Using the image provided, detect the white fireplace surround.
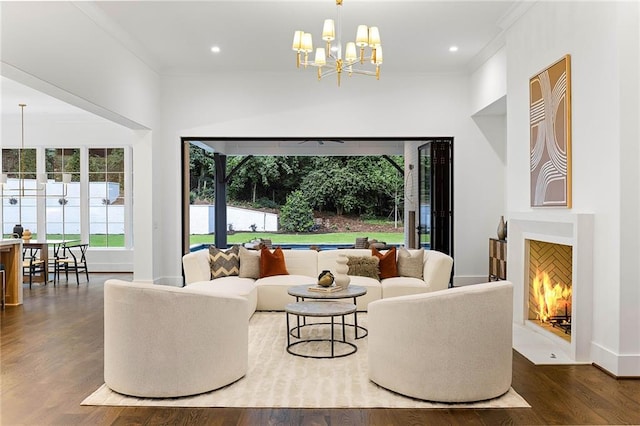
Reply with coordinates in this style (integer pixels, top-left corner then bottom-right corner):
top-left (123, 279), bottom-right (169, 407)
top-left (508, 212), bottom-right (594, 363)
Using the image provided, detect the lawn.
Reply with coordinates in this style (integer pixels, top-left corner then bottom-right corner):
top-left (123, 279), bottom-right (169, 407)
top-left (5, 232), bottom-right (408, 248)
top-left (190, 231), bottom-right (405, 246)
top-left (3, 234), bottom-right (126, 247)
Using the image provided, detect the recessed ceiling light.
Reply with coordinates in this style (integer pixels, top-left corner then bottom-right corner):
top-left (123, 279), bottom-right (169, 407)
top-left (449, 46), bottom-right (458, 52)
top-left (210, 46), bottom-right (221, 53)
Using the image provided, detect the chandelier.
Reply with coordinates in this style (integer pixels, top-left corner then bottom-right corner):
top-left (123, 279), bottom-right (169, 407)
top-left (1, 104), bottom-right (71, 234)
top-left (292, 0), bottom-right (383, 86)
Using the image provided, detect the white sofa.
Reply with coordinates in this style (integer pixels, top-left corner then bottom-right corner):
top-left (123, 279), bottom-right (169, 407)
top-left (367, 281), bottom-right (514, 402)
top-left (104, 279), bottom-right (248, 398)
top-left (182, 248), bottom-right (454, 318)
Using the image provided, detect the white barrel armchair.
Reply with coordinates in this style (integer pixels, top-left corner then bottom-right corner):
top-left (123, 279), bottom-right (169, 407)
top-left (368, 281), bottom-right (513, 403)
top-left (104, 279), bottom-right (248, 398)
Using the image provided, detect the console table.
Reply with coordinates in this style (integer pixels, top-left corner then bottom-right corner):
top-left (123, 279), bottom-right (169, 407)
top-left (489, 238), bottom-right (507, 281)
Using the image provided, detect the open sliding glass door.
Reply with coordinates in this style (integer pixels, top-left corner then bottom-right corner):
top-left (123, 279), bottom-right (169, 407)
top-left (417, 138), bottom-right (453, 258)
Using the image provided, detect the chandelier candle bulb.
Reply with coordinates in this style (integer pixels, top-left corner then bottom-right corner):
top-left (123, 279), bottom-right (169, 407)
top-left (356, 25), bottom-right (369, 46)
top-left (322, 19), bottom-right (335, 41)
top-left (368, 27), bottom-right (381, 47)
top-left (345, 42), bottom-right (357, 62)
top-left (292, 30), bottom-right (303, 67)
top-left (314, 48), bottom-right (326, 66)
top-left (301, 33), bottom-right (313, 52)
top-left (302, 33), bottom-right (313, 67)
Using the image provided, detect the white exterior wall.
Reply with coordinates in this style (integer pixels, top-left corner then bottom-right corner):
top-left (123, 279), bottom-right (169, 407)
top-left (504, 1), bottom-right (639, 376)
top-left (190, 206), bottom-right (278, 234)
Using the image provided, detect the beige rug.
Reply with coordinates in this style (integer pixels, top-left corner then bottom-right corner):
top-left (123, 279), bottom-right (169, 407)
top-left (82, 312), bottom-right (529, 409)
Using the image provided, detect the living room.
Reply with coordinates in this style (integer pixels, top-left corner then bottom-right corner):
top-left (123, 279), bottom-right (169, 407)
top-left (1, 1), bottom-right (638, 424)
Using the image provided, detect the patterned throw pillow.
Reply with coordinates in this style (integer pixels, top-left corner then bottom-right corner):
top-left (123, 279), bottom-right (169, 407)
top-left (397, 247), bottom-right (424, 279)
top-left (371, 246), bottom-right (398, 279)
top-left (347, 256), bottom-right (380, 280)
top-left (209, 245), bottom-right (240, 279)
top-left (239, 247), bottom-right (260, 279)
top-left (259, 246), bottom-right (289, 278)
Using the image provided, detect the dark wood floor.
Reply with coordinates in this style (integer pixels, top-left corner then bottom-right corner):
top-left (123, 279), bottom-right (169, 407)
top-left (1, 273), bottom-right (639, 426)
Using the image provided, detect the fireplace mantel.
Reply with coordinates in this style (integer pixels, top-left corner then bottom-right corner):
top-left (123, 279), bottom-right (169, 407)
top-left (507, 212), bottom-right (594, 363)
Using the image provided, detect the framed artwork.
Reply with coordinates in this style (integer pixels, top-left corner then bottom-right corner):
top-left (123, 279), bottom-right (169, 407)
top-left (529, 54), bottom-right (572, 207)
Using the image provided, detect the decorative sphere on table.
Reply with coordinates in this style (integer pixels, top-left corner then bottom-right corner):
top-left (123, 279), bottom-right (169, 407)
top-left (317, 270), bottom-right (335, 287)
top-left (334, 255), bottom-right (351, 288)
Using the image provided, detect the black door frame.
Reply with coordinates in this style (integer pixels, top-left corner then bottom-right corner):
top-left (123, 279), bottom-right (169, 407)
top-left (181, 136), bottom-right (445, 257)
top-left (417, 138), bottom-right (454, 258)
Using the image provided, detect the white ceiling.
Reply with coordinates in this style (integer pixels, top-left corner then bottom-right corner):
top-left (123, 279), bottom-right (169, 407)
top-left (91, 0), bottom-right (518, 75)
top-left (1, 1), bottom-right (519, 123)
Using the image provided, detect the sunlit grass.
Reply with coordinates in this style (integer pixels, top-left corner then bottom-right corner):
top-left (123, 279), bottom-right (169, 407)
top-left (190, 231), bottom-right (405, 246)
top-left (3, 233), bottom-right (126, 247)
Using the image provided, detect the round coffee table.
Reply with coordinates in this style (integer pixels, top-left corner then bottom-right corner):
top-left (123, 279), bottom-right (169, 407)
top-left (285, 301), bottom-right (357, 359)
top-left (287, 284), bottom-right (368, 339)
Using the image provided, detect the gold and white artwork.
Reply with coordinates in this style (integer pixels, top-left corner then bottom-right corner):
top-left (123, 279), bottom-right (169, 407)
top-left (529, 55), bottom-right (572, 207)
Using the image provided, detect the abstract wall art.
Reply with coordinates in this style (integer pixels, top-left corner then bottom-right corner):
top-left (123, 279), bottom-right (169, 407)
top-left (529, 55), bottom-right (572, 207)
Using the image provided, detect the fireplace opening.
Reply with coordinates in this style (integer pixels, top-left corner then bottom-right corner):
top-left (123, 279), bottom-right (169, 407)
top-left (527, 240), bottom-right (573, 342)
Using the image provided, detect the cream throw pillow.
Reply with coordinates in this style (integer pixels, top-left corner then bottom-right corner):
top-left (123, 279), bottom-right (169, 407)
top-left (239, 247), bottom-right (260, 279)
top-left (397, 248), bottom-right (424, 279)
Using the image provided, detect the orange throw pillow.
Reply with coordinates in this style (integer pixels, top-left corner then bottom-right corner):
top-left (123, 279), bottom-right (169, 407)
top-left (371, 246), bottom-right (398, 279)
top-left (259, 246), bottom-right (289, 278)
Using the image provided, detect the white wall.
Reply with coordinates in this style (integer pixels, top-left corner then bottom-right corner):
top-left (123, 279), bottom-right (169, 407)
top-left (158, 71), bottom-right (504, 285)
top-left (1, 1), bottom-right (160, 281)
top-left (190, 205), bottom-right (278, 234)
top-left (470, 47), bottom-right (507, 115)
top-left (504, 1), bottom-right (639, 376)
top-left (1, 2), bottom-right (158, 129)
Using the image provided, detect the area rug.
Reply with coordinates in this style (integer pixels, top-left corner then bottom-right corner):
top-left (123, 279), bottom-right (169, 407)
top-left (82, 312), bottom-right (529, 409)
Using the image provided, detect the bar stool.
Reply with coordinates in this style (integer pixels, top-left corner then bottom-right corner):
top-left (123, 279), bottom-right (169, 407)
top-left (0, 263), bottom-right (5, 310)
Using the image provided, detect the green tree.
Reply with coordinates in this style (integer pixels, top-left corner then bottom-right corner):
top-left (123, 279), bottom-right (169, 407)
top-left (279, 190), bottom-right (314, 232)
top-left (227, 156), bottom-right (309, 205)
top-left (189, 145), bottom-right (216, 203)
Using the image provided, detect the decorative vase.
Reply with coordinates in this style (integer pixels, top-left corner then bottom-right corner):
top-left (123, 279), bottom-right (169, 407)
top-left (334, 255), bottom-right (351, 289)
top-left (317, 270), bottom-right (335, 287)
top-left (22, 229), bottom-right (32, 241)
top-left (497, 216), bottom-right (507, 241)
top-left (12, 224), bottom-right (23, 238)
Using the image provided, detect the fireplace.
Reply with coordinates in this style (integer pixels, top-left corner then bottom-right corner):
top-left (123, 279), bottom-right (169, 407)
top-left (527, 240), bottom-right (572, 342)
top-left (508, 212), bottom-right (593, 363)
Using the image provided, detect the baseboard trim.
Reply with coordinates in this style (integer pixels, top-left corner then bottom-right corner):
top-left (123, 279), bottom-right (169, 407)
top-left (591, 341), bottom-right (640, 377)
top-left (592, 362), bottom-right (640, 379)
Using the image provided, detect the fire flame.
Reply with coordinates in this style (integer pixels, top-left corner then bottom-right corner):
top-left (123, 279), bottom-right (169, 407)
top-left (532, 270), bottom-right (572, 322)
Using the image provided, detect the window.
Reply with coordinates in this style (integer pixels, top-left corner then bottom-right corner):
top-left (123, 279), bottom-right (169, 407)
top-left (88, 148), bottom-right (125, 247)
top-left (45, 148), bottom-right (80, 240)
top-left (2, 147), bottom-right (130, 247)
top-left (2, 148), bottom-right (38, 237)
